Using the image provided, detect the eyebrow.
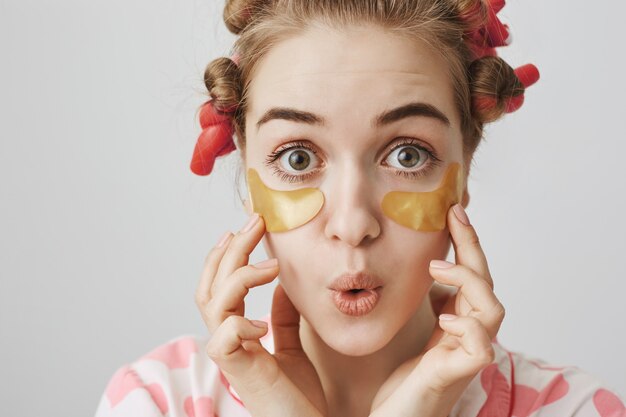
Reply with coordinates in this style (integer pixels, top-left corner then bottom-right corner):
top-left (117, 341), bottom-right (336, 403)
top-left (255, 101), bottom-right (451, 132)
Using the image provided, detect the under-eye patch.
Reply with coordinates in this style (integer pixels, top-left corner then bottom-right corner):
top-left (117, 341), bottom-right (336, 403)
top-left (246, 162), bottom-right (463, 233)
top-left (246, 168), bottom-right (325, 232)
top-left (380, 162), bottom-right (464, 232)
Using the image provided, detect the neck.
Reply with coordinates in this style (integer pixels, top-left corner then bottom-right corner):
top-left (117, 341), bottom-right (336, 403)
top-left (299, 292), bottom-right (437, 413)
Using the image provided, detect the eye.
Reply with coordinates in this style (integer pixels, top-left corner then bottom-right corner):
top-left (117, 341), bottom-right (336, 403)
top-left (264, 140), bottom-right (321, 183)
top-left (382, 138), bottom-right (443, 180)
top-left (384, 144), bottom-right (429, 171)
top-left (279, 148), bottom-right (316, 173)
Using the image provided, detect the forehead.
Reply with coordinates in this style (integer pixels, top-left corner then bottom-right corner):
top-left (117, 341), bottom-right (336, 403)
top-left (246, 24), bottom-right (460, 132)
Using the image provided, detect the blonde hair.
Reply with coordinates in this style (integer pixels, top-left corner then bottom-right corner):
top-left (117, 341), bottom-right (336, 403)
top-left (203, 0), bottom-right (526, 171)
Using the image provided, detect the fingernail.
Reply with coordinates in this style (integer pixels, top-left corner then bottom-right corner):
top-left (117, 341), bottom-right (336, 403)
top-left (241, 213), bottom-right (260, 233)
top-left (453, 203), bottom-right (470, 226)
top-left (251, 319), bottom-right (268, 328)
top-left (253, 258), bottom-right (278, 269)
top-left (430, 260), bottom-right (455, 269)
top-left (439, 313), bottom-right (457, 321)
top-left (216, 231), bottom-right (231, 248)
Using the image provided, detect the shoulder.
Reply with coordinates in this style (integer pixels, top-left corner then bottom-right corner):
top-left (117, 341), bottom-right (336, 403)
top-left (504, 342), bottom-right (625, 416)
top-left (452, 339), bottom-right (625, 417)
top-left (94, 332), bottom-right (266, 417)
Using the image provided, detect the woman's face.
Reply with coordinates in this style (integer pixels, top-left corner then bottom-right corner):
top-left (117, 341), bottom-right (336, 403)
top-left (243, 24), bottom-right (467, 355)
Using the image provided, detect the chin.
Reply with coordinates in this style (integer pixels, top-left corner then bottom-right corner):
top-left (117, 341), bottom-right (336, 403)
top-left (316, 314), bottom-right (397, 357)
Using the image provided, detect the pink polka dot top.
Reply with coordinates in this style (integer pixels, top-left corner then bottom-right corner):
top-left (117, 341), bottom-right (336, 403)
top-left (94, 313), bottom-right (625, 417)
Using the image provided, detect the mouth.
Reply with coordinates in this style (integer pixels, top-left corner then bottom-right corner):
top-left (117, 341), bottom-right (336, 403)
top-left (330, 286), bottom-right (383, 316)
top-left (328, 271), bottom-right (384, 316)
top-left (328, 271), bottom-right (384, 292)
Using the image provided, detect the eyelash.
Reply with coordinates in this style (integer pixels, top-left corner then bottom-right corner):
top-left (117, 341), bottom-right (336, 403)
top-left (263, 138), bottom-right (443, 184)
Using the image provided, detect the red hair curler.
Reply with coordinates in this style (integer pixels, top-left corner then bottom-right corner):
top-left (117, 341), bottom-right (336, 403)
top-left (190, 54), bottom-right (240, 176)
top-left (461, 0), bottom-right (512, 60)
top-left (190, 100), bottom-right (238, 176)
top-left (461, 0), bottom-right (540, 115)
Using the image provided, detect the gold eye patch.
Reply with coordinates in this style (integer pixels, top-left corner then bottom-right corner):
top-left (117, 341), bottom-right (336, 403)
top-left (246, 162), bottom-right (463, 233)
top-left (246, 168), bottom-right (325, 232)
top-left (380, 162), bottom-right (464, 232)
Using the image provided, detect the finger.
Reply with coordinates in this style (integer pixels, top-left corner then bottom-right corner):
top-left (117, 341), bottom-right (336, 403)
top-left (430, 263), bottom-right (505, 339)
top-left (438, 315), bottom-right (495, 374)
top-left (205, 315), bottom-right (272, 379)
top-left (213, 213), bottom-right (266, 289)
top-left (195, 232), bottom-right (234, 307)
top-left (429, 264), bottom-right (499, 314)
top-left (447, 204), bottom-right (493, 290)
top-left (205, 262), bottom-right (279, 332)
top-left (271, 283), bottom-right (304, 353)
top-left (429, 261), bottom-right (479, 319)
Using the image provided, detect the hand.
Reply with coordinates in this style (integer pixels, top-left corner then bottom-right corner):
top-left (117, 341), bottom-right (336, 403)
top-left (369, 204), bottom-right (506, 417)
top-left (195, 214), bottom-right (328, 417)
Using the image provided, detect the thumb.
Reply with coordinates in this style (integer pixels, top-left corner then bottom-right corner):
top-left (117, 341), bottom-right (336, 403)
top-left (205, 316), bottom-right (271, 380)
top-left (271, 283), bottom-right (304, 353)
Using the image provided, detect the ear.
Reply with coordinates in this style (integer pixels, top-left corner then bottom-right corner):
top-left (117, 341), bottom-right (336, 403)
top-left (461, 185), bottom-right (470, 208)
top-left (460, 160), bottom-right (471, 208)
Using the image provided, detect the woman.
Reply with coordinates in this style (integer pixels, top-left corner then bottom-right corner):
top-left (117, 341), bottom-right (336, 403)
top-left (95, 1), bottom-right (624, 416)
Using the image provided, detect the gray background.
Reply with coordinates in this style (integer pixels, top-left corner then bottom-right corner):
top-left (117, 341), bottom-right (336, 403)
top-left (1, 0), bottom-right (624, 416)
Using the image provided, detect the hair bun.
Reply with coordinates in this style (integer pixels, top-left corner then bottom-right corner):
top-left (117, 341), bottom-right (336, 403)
top-left (224, 0), bottom-right (267, 35)
top-left (203, 57), bottom-right (242, 113)
top-left (469, 55), bottom-right (540, 123)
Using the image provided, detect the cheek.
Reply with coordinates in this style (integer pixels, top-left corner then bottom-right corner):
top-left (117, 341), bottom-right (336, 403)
top-left (263, 230), bottom-right (310, 259)
top-left (385, 225), bottom-right (451, 279)
top-left (262, 231), bottom-right (320, 315)
top-left (262, 230), bottom-right (318, 283)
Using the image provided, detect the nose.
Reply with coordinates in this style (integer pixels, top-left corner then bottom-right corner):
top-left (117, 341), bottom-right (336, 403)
top-left (323, 160), bottom-right (381, 247)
